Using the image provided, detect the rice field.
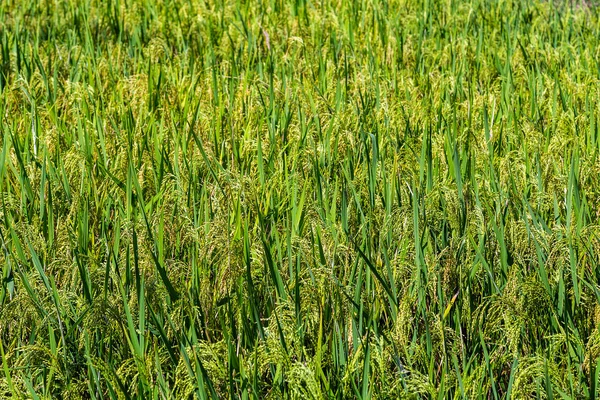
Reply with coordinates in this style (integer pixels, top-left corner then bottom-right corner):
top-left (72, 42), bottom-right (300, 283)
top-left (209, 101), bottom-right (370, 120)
top-left (1, 0), bottom-right (600, 398)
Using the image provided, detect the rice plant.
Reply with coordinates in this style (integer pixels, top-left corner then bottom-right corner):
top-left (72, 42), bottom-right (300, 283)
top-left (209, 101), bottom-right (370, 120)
top-left (1, 0), bottom-right (600, 398)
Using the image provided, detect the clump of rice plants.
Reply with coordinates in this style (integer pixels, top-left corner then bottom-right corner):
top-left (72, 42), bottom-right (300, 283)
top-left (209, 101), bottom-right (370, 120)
top-left (1, 0), bottom-right (600, 398)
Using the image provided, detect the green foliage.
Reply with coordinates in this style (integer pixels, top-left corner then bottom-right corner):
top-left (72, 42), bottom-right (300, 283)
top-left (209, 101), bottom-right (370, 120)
top-left (1, 0), bottom-right (600, 398)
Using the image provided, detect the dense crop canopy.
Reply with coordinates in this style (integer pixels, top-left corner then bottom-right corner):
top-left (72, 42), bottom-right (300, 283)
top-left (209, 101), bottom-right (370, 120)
top-left (1, 0), bottom-right (600, 398)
